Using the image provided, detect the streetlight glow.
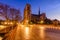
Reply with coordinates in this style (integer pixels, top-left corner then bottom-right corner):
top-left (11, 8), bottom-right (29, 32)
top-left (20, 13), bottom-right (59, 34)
top-left (24, 27), bottom-right (30, 39)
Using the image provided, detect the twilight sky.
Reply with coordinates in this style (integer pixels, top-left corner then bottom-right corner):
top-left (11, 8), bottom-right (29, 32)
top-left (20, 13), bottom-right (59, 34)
top-left (0, 0), bottom-right (60, 20)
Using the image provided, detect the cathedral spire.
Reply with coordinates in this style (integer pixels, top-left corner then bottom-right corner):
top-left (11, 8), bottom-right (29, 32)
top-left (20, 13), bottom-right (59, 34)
top-left (38, 7), bottom-right (40, 16)
top-left (26, 0), bottom-right (31, 4)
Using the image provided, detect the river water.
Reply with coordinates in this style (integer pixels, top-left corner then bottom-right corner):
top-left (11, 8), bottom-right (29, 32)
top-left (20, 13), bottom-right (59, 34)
top-left (0, 25), bottom-right (60, 40)
top-left (15, 25), bottom-right (60, 40)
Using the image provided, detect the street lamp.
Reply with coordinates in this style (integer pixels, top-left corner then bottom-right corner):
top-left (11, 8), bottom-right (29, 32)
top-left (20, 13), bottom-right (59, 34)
top-left (40, 20), bottom-right (44, 24)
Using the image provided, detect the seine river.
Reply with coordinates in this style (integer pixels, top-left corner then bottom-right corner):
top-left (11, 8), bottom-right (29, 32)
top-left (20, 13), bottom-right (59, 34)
top-left (14, 25), bottom-right (60, 40)
top-left (0, 25), bottom-right (60, 40)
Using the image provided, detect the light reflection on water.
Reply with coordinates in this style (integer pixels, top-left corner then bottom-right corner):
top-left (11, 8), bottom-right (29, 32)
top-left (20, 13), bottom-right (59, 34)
top-left (21, 25), bottom-right (46, 40)
top-left (40, 27), bottom-right (45, 40)
top-left (39, 27), bottom-right (45, 40)
top-left (24, 27), bottom-right (30, 39)
top-left (1, 24), bottom-right (60, 40)
top-left (16, 26), bottom-right (48, 40)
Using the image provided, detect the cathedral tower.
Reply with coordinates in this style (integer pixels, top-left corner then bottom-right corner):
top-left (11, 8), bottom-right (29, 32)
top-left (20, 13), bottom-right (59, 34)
top-left (23, 4), bottom-right (31, 25)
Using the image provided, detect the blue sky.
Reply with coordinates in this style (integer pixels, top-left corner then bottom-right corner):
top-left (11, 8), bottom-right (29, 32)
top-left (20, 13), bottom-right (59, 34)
top-left (0, 0), bottom-right (60, 20)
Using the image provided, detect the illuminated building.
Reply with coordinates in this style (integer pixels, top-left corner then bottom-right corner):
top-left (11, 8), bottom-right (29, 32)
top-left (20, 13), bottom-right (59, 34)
top-left (23, 4), bottom-right (47, 24)
top-left (40, 13), bottom-right (46, 24)
top-left (30, 9), bottom-right (46, 24)
top-left (31, 8), bottom-right (40, 24)
top-left (23, 4), bottom-right (31, 25)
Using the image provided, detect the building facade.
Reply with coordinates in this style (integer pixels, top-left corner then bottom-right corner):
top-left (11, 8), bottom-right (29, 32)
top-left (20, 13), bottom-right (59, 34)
top-left (23, 4), bottom-right (31, 25)
top-left (23, 3), bottom-right (47, 24)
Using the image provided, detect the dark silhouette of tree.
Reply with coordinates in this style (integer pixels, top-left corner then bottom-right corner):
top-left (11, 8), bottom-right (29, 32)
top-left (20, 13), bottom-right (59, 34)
top-left (0, 4), bottom-right (9, 20)
top-left (53, 19), bottom-right (59, 25)
top-left (44, 18), bottom-right (52, 24)
top-left (4, 5), bottom-right (9, 20)
top-left (15, 10), bottom-right (22, 21)
top-left (9, 8), bottom-right (22, 22)
top-left (0, 3), bottom-right (22, 22)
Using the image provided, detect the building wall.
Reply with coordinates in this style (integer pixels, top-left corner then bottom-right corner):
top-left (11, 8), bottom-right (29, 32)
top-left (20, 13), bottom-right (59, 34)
top-left (23, 4), bottom-right (31, 25)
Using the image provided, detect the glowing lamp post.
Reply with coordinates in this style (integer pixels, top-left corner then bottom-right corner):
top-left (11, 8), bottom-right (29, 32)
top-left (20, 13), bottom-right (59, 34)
top-left (40, 20), bottom-right (44, 24)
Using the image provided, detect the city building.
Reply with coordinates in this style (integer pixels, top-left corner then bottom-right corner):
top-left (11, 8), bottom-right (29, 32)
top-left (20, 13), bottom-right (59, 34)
top-left (23, 4), bottom-right (31, 25)
top-left (23, 3), bottom-right (47, 24)
top-left (30, 8), bottom-right (40, 24)
top-left (40, 13), bottom-right (46, 24)
top-left (30, 9), bottom-right (47, 24)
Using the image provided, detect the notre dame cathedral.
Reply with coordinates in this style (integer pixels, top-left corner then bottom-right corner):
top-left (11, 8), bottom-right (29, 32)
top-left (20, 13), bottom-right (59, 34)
top-left (23, 3), bottom-right (46, 24)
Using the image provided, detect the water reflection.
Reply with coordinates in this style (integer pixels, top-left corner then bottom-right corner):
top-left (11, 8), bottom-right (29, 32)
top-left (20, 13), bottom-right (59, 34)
top-left (18, 25), bottom-right (46, 40)
top-left (24, 27), bottom-right (30, 39)
top-left (0, 37), bottom-right (3, 40)
top-left (39, 27), bottom-right (45, 40)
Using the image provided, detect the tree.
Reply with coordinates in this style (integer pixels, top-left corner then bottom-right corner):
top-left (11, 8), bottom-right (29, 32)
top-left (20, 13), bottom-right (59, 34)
top-left (0, 4), bottom-right (9, 20)
top-left (44, 18), bottom-right (52, 24)
top-left (0, 3), bottom-right (22, 22)
top-left (9, 8), bottom-right (22, 22)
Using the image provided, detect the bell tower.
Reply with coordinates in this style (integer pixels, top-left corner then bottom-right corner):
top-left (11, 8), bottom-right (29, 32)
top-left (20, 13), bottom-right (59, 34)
top-left (23, 4), bottom-right (31, 25)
